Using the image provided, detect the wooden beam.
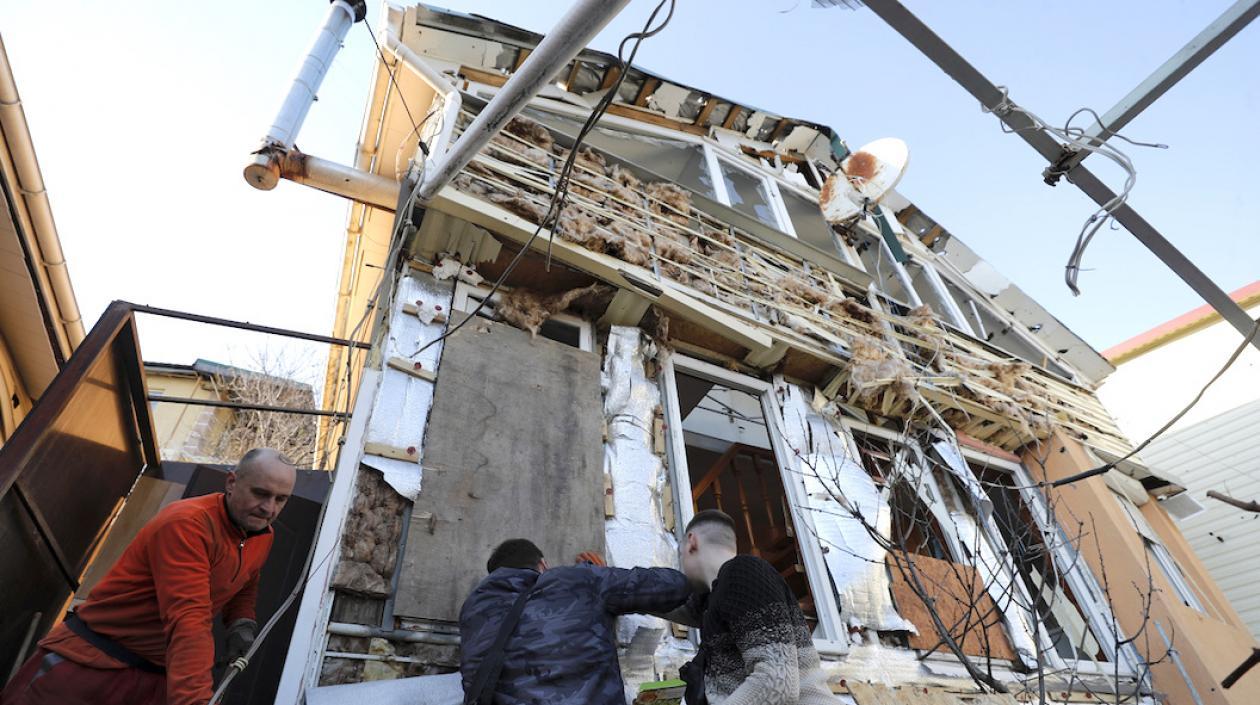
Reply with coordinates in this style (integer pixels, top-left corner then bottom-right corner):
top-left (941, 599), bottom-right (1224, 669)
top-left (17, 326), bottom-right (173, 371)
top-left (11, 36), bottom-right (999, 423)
top-left (722, 105), bottom-right (743, 130)
top-left (693, 96), bottom-right (718, 126)
top-left (563, 61), bottom-right (582, 91)
top-left (599, 64), bottom-right (622, 90)
top-left (633, 77), bottom-right (660, 107)
top-left (768, 118), bottom-right (792, 143)
top-left (459, 65), bottom-right (508, 88)
top-left (513, 48), bottom-right (531, 71)
top-left (603, 103), bottom-right (708, 136)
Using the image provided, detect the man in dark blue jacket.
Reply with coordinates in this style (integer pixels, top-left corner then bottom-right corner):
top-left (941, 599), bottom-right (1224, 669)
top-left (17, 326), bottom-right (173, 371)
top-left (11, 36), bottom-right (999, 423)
top-left (459, 538), bottom-right (691, 705)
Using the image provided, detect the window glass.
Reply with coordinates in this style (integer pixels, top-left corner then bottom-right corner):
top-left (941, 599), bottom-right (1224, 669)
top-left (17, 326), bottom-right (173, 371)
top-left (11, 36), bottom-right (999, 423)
top-left (779, 187), bottom-right (840, 255)
top-left (1146, 542), bottom-right (1205, 612)
top-left (520, 107), bottom-right (716, 200)
top-left (717, 159), bottom-right (780, 228)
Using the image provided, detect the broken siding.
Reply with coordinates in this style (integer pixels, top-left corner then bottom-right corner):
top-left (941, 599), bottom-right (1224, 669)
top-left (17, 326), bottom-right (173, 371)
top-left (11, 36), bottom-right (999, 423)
top-left (442, 108), bottom-right (1134, 459)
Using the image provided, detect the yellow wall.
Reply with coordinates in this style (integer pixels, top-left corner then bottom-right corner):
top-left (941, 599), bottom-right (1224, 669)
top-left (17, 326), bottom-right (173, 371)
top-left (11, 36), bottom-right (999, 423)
top-left (1024, 433), bottom-right (1259, 705)
top-left (145, 370), bottom-right (233, 462)
top-left (0, 331), bottom-right (33, 444)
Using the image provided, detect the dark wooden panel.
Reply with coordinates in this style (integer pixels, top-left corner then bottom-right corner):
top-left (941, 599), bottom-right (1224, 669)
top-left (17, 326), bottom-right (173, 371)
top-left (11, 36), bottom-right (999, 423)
top-left (395, 316), bottom-right (606, 621)
top-left (0, 303), bottom-right (159, 675)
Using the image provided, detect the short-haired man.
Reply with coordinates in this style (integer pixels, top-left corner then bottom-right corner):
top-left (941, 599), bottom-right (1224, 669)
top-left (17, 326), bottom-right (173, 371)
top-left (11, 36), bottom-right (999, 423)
top-left (676, 509), bottom-right (839, 705)
top-left (1, 449), bottom-right (297, 705)
top-left (459, 538), bottom-right (691, 705)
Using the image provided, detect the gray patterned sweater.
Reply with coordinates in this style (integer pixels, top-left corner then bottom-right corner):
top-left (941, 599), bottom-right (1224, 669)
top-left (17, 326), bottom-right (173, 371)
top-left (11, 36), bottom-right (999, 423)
top-left (694, 555), bottom-right (838, 705)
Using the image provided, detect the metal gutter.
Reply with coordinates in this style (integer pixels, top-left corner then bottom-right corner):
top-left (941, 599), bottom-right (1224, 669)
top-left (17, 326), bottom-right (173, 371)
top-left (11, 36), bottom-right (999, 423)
top-left (0, 34), bottom-right (84, 352)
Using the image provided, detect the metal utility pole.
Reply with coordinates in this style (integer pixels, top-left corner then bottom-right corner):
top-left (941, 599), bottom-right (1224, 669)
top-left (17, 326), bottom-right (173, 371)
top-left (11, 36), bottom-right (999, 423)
top-left (860, 0), bottom-right (1260, 351)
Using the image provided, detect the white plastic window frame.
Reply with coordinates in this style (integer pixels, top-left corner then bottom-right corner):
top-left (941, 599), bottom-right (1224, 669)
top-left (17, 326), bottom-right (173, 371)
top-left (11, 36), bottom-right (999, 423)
top-left (451, 282), bottom-right (594, 352)
top-left (964, 446), bottom-right (1142, 677)
top-left (705, 146), bottom-right (796, 235)
top-left (657, 352), bottom-right (847, 653)
top-left (1144, 540), bottom-right (1207, 613)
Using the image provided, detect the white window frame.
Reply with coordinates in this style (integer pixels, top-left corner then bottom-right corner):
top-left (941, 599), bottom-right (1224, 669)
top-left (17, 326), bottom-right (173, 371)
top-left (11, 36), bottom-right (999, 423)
top-left (451, 281), bottom-right (594, 352)
top-left (657, 352), bottom-right (847, 652)
top-left (706, 145), bottom-right (796, 235)
top-left (963, 446), bottom-right (1142, 676)
top-left (1145, 541), bottom-right (1207, 613)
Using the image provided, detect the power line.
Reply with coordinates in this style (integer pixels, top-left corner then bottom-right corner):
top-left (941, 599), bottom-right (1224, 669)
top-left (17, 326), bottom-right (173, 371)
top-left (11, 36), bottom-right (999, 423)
top-left (1049, 317), bottom-right (1260, 489)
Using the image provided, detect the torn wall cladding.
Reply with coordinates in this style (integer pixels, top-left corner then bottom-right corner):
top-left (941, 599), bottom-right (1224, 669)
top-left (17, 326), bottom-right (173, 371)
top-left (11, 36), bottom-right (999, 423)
top-left (395, 314), bottom-right (606, 622)
top-left (446, 109), bottom-right (1135, 460)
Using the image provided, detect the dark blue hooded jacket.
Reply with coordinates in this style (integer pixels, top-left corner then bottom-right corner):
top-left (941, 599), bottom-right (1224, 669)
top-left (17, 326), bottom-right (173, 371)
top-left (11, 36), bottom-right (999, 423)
top-left (458, 564), bottom-right (690, 705)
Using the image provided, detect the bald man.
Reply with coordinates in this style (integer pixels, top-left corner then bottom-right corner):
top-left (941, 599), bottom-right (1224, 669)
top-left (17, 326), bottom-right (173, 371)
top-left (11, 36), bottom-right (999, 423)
top-left (1, 449), bottom-right (297, 705)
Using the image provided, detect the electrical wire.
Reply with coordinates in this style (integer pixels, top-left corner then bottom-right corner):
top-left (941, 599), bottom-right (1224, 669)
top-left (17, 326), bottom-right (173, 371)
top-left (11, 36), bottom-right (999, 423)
top-left (214, 6), bottom-right (678, 698)
top-left (1047, 316), bottom-right (1260, 490)
top-left (982, 88), bottom-right (1167, 296)
top-left (411, 0), bottom-right (677, 359)
top-left (209, 19), bottom-right (430, 703)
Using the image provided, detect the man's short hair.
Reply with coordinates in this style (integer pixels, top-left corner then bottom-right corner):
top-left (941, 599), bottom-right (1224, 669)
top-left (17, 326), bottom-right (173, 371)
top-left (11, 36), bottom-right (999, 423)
top-left (235, 448), bottom-right (295, 480)
top-left (487, 538), bottom-right (544, 573)
top-left (685, 509), bottom-right (738, 549)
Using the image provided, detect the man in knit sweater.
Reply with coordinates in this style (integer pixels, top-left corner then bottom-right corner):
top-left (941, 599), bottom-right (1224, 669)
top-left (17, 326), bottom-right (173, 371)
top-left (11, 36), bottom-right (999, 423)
top-left (675, 509), bottom-right (838, 705)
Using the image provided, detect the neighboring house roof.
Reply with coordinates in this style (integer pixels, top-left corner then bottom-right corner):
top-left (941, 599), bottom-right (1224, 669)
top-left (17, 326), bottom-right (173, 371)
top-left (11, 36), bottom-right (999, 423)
top-left (0, 34), bottom-right (84, 399)
top-left (146, 359), bottom-right (315, 393)
top-left (1104, 280), bottom-right (1260, 365)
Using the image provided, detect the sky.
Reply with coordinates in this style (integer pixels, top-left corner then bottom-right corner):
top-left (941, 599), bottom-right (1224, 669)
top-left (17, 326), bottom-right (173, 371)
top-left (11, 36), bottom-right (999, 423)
top-left (1, 0), bottom-right (1256, 386)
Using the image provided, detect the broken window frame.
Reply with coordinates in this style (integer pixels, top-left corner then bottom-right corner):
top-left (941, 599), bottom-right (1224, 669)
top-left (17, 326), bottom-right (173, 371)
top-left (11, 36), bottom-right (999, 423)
top-left (706, 146), bottom-right (796, 234)
top-left (964, 446), bottom-right (1142, 676)
top-left (451, 281), bottom-right (595, 352)
top-left (657, 352), bottom-right (848, 652)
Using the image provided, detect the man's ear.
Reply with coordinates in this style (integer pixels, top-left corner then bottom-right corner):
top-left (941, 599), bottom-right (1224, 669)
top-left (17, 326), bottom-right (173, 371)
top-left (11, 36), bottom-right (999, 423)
top-left (225, 472), bottom-right (237, 495)
top-left (686, 531), bottom-right (698, 554)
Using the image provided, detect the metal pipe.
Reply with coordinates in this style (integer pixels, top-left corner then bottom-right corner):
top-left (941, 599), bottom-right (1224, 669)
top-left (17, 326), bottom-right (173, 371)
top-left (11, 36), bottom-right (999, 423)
top-left (148, 394), bottom-right (342, 418)
top-left (417, 0), bottom-right (634, 202)
top-left (861, 0), bottom-right (1260, 353)
top-left (127, 302), bottom-right (371, 349)
top-left (383, 29), bottom-right (462, 157)
top-left (1059, 0), bottom-right (1260, 174)
top-left (326, 621), bottom-right (460, 645)
top-left (245, 0), bottom-right (367, 190)
top-left (0, 35), bottom-right (84, 349)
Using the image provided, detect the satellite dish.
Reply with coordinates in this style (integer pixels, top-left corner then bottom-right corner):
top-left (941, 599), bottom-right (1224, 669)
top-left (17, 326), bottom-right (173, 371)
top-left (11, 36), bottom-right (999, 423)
top-left (819, 137), bottom-right (910, 225)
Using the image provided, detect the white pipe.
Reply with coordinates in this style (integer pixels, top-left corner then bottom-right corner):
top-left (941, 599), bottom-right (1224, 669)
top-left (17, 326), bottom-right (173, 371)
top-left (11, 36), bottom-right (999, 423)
top-left (326, 621), bottom-right (460, 645)
top-left (245, 0), bottom-right (365, 190)
top-left (382, 28), bottom-right (462, 158)
top-left (0, 35), bottom-right (84, 350)
top-left (417, 0), bottom-right (634, 202)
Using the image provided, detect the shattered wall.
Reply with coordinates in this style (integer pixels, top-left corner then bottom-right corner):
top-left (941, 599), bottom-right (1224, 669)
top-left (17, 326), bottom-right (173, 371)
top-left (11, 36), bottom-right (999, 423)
top-left (330, 466), bottom-right (408, 597)
top-left (602, 326), bottom-right (696, 694)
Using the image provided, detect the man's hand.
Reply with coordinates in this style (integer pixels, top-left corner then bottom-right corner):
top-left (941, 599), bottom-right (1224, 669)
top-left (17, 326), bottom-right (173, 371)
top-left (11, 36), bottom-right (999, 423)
top-left (225, 618), bottom-right (258, 666)
top-left (576, 551), bottom-right (607, 566)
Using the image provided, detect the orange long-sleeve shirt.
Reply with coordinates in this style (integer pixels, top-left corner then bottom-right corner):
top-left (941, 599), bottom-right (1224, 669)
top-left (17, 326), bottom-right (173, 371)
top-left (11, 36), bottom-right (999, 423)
top-left (40, 493), bottom-right (274, 705)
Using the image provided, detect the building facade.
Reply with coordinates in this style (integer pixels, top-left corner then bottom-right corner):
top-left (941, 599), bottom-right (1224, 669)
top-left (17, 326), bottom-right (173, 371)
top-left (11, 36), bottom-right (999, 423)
top-left (0, 33), bottom-right (84, 447)
top-left (1099, 281), bottom-right (1260, 641)
top-left (266, 6), bottom-right (1259, 704)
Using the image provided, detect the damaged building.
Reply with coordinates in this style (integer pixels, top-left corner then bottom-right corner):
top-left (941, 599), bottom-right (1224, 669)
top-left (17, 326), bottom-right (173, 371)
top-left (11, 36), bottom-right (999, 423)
top-left (228, 3), bottom-right (1260, 704)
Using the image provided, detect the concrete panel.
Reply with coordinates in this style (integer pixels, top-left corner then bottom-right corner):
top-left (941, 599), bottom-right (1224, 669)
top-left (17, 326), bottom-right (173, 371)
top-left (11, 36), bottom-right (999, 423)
top-left (395, 315), bottom-right (605, 621)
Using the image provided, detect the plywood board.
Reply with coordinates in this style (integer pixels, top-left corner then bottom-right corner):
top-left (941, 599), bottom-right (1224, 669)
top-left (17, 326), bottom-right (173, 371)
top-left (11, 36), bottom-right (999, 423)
top-left (886, 554), bottom-right (1018, 661)
top-left (395, 315), bottom-right (606, 621)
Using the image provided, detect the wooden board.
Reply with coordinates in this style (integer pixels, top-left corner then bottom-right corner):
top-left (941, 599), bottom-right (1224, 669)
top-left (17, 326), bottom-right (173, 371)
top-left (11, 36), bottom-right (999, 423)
top-left (394, 315), bottom-right (607, 622)
top-left (886, 554), bottom-right (1018, 661)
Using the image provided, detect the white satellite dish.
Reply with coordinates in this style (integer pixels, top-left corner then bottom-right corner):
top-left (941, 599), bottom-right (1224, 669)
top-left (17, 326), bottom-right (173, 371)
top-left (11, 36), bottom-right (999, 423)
top-left (819, 137), bottom-right (910, 225)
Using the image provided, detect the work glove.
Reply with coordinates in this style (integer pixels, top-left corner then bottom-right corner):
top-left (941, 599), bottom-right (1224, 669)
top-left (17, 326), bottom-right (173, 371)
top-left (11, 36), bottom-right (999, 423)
top-left (225, 618), bottom-right (258, 667)
top-left (576, 551), bottom-right (606, 566)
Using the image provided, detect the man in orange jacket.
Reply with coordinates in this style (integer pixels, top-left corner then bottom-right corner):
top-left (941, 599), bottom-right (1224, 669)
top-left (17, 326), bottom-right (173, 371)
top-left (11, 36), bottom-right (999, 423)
top-left (1, 448), bottom-right (297, 705)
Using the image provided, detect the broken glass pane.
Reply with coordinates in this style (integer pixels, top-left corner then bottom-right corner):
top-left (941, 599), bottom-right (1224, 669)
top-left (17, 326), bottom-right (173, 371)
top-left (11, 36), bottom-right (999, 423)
top-left (717, 159), bottom-right (780, 229)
